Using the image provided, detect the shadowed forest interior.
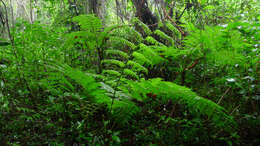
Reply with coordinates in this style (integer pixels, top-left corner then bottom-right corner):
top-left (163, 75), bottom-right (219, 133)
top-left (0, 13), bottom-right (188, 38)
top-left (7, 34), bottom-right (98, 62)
top-left (0, 0), bottom-right (259, 145)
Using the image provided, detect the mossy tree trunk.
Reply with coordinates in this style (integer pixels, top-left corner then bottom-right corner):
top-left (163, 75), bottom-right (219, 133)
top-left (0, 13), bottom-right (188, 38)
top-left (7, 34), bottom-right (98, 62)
top-left (131, 0), bottom-right (158, 28)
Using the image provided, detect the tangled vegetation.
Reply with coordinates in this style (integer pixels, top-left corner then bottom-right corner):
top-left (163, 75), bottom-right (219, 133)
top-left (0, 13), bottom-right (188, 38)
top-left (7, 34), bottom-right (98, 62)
top-left (0, 0), bottom-right (259, 145)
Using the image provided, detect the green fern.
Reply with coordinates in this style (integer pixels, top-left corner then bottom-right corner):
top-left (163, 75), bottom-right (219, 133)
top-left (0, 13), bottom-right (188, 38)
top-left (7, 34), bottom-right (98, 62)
top-left (105, 49), bottom-right (129, 59)
top-left (48, 63), bottom-right (140, 125)
top-left (123, 69), bottom-right (139, 80)
top-left (72, 14), bottom-right (102, 31)
top-left (145, 36), bottom-right (165, 46)
top-left (132, 51), bottom-right (152, 66)
top-left (127, 60), bottom-right (148, 74)
top-left (102, 59), bottom-right (125, 68)
top-left (139, 43), bottom-right (165, 65)
top-left (102, 69), bottom-right (122, 77)
top-left (154, 29), bottom-right (175, 46)
top-left (184, 25), bottom-right (247, 67)
top-left (50, 63), bottom-right (105, 99)
top-left (119, 26), bottom-right (144, 43)
top-left (132, 17), bottom-right (152, 35)
top-left (125, 78), bottom-right (237, 130)
top-left (165, 21), bottom-right (182, 40)
top-left (109, 36), bottom-right (137, 50)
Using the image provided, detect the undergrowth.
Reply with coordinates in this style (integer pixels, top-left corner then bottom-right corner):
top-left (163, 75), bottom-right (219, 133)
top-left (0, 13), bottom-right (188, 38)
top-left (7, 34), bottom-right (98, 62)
top-left (0, 13), bottom-right (259, 145)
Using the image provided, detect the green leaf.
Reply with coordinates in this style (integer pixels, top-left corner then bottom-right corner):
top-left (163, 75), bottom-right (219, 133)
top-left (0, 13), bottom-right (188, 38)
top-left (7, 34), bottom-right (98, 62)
top-left (0, 41), bottom-right (10, 46)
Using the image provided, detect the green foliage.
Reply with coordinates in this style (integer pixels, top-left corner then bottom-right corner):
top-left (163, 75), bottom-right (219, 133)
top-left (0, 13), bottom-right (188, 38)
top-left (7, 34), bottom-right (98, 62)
top-left (0, 2), bottom-right (259, 145)
top-left (125, 78), bottom-right (236, 130)
top-left (154, 29), bottom-right (175, 46)
top-left (72, 14), bottom-right (102, 31)
top-left (132, 51), bottom-right (152, 66)
top-left (165, 21), bottom-right (182, 40)
top-left (123, 68), bottom-right (139, 80)
top-left (126, 60), bottom-right (148, 74)
top-left (132, 17), bottom-right (152, 35)
top-left (48, 63), bottom-right (140, 125)
top-left (145, 36), bottom-right (165, 46)
top-left (106, 49), bottom-right (129, 59)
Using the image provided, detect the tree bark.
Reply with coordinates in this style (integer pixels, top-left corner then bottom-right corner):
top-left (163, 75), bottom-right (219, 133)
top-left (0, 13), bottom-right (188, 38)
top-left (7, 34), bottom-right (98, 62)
top-left (89, 0), bottom-right (105, 19)
top-left (132, 0), bottom-right (157, 27)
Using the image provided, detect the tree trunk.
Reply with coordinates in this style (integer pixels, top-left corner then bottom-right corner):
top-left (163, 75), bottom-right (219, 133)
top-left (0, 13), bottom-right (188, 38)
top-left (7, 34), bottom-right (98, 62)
top-left (132, 0), bottom-right (157, 27)
top-left (89, 0), bottom-right (105, 19)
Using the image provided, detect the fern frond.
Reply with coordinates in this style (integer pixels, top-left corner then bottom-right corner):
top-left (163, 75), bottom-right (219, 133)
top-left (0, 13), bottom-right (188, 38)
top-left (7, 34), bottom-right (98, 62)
top-left (165, 21), bottom-right (182, 39)
top-left (132, 51), bottom-right (152, 66)
top-left (127, 60), bottom-right (148, 74)
top-left (72, 14), bottom-right (102, 31)
top-left (154, 29), bottom-right (175, 46)
top-left (106, 49), bottom-right (129, 59)
top-left (132, 17), bottom-right (152, 35)
top-left (155, 46), bottom-right (191, 59)
top-left (145, 36), bottom-right (165, 46)
top-left (139, 43), bottom-right (166, 65)
top-left (49, 63), bottom-right (140, 125)
top-left (110, 36), bottom-right (137, 50)
top-left (102, 59), bottom-right (125, 68)
top-left (124, 26), bottom-right (144, 43)
top-left (126, 78), bottom-right (237, 130)
top-left (49, 63), bottom-right (106, 100)
top-left (102, 69), bottom-right (121, 77)
top-left (123, 69), bottom-right (139, 80)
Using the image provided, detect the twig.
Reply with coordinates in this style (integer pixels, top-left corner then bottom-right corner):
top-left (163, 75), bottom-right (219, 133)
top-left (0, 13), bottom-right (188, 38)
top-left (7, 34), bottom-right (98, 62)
top-left (185, 59), bottom-right (200, 71)
top-left (230, 104), bottom-right (240, 115)
top-left (217, 87), bottom-right (231, 105)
